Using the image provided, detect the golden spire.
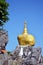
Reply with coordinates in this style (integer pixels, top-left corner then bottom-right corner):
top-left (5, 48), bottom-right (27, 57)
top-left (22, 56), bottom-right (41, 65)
top-left (17, 21), bottom-right (35, 46)
top-left (23, 21), bottom-right (27, 34)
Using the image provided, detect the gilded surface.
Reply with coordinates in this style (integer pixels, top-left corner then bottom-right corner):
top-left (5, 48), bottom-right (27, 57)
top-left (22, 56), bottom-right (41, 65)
top-left (17, 21), bottom-right (35, 46)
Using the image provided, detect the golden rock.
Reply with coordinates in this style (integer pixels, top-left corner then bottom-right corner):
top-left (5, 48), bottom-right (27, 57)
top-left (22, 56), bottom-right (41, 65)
top-left (17, 21), bottom-right (35, 46)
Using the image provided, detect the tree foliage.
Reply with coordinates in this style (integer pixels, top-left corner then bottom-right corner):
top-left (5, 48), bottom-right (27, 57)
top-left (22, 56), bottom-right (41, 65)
top-left (0, 0), bottom-right (9, 26)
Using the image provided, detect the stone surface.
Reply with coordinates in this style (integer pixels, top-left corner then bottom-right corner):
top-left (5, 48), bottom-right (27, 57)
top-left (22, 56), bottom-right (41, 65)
top-left (0, 29), bottom-right (8, 53)
top-left (0, 46), bottom-right (43, 65)
top-left (8, 46), bottom-right (43, 65)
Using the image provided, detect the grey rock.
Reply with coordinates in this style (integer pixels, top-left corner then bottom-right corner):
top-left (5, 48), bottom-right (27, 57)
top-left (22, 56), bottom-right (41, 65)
top-left (37, 63), bottom-right (43, 65)
top-left (3, 60), bottom-right (8, 65)
top-left (0, 44), bottom-right (43, 65)
top-left (0, 54), bottom-right (5, 65)
top-left (11, 46), bottom-right (43, 65)
top-left (32, 47), bottom-right (41, 60)
top-left (0, 30), bottom-right (8, 53)
top-left (8, 59), bottom-right (13, 65)
top-left (31, 57), bottom-right (37, 65)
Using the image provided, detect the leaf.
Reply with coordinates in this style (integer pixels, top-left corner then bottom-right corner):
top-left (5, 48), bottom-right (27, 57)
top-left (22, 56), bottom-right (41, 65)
top-left (0, 0), bottom-right (9, 26)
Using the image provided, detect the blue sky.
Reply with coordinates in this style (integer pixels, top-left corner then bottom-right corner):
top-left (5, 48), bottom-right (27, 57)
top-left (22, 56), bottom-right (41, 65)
top-left (5, 0), bottom-right (43, 54)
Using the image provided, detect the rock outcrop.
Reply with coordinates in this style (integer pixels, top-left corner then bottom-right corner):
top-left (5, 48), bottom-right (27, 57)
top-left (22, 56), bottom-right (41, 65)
top-left (0, 29), bottom-right (8, 53)
top-left (6, 46), bottom-right (43, 65)
top-left (0, 29), bottom-right (8, 65)
top-left (0, 45), bottom-right (43, 65)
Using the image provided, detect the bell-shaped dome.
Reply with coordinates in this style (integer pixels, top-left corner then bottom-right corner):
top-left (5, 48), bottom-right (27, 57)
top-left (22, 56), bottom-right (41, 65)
top-left (17, 21), bottom-right (35, 46)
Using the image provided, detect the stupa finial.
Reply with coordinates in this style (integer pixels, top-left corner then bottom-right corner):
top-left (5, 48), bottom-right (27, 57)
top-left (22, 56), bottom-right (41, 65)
top-left (24, 21), bottom-right (27, 28)
top-left (23, 20), bottom-right (27, 34)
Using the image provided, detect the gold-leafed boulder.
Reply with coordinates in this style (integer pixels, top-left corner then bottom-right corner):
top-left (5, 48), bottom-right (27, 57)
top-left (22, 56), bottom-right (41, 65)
top-left (17, 21), bottom-right (35, 46)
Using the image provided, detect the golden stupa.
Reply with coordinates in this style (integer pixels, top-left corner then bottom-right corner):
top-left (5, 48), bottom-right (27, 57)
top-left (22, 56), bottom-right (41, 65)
top-left (17, 21), bottom-right (35, 46)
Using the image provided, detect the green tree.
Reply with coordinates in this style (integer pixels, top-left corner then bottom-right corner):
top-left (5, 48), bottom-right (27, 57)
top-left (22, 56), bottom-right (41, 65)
top-left (0, 0), bottom-right (9, 26)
